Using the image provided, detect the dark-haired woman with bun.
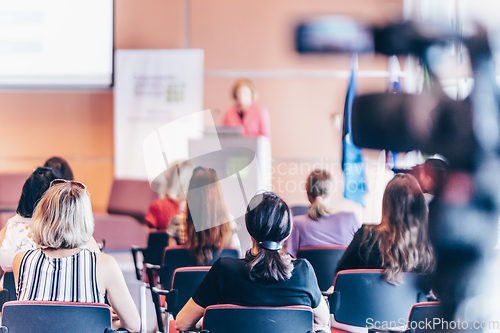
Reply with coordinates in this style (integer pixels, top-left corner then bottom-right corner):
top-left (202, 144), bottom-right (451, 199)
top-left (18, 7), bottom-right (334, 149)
top-left (176, 192), bottom-right (330, 332)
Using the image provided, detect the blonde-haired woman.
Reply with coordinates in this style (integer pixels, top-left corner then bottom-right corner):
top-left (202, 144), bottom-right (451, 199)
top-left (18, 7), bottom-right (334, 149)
top-left (145, 160), bottom-right (194, 233)
top-left (286, 169), bottom-right (360, 258)
top-left (223, 78), bottom-right (270, 139)
top-left (13, 180), bottom-right (140, 333)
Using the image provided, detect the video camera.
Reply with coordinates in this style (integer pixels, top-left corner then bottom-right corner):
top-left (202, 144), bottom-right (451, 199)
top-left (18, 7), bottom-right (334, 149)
top-left (296, 18), bottom-right (500, 322)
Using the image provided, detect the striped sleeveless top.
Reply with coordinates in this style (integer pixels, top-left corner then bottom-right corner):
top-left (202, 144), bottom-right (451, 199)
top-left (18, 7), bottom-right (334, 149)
top-left (17, 248), bottom-right (104, 303)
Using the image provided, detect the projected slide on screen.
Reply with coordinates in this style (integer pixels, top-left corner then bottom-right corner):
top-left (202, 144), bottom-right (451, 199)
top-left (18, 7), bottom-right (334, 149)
top-left (0, 0), bottom-right (113, 88)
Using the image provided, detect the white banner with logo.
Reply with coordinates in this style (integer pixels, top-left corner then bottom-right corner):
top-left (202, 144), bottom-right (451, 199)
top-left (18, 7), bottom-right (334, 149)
top-left (113, 49), bottom-right (204, 180)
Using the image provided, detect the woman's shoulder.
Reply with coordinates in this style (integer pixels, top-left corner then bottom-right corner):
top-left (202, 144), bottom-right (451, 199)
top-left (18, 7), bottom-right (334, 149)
top-left (290, 258), bottom-right (318, 282)
top-left (223, 105), bottom-right (239, 116)
top-left (153, 197), bottom-right (179, 208)
top-left (330, 211), bottom-right (357, 219)
top-left (291, 258), bottom-right (317, 277)
top-left (249, 103), bottom-right (269, 115)
top-left (96, 251), bottom-right (116, 264)
top-left (6, 214), bottom-right (31, 227)
top-left (347, 224), bottom-right (376, 246)
top-left (358, 224), bottom-right (375, 234)
top-left (290, 213), bottom-right (309, 227)
top-left (218, 256), bottom-right (245, 268)
top-left (293, 257), bottom-right (314, 267)
top-left (96, 251), bottom-right (121, 277)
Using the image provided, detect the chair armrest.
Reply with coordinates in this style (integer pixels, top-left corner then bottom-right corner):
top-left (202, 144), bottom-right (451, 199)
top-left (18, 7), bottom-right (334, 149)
top-left (131, 247), bottom-right (146, 281)
top-left (145, 264), bottom-right (161, 288)
top-left (0, 289), bottom-right (10, 310)
top-left (151, 286), bottom-right (170, 297)
top-left (145, 263), bottom-right (161, 270)
top-left (329, 291), bottom-right (340, 315)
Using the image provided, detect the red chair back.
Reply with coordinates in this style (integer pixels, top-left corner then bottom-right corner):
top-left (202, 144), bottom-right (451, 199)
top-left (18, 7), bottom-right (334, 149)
top-left (0, 173), bottom-right (29, 213)
top-left (107, 179), bottom-right (157, 222)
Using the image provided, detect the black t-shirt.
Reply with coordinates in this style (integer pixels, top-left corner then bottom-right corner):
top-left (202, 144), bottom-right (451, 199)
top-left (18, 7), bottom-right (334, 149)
top-left (192, 257), bottom-right (322, 309)
top-left (335, 225), bottom-right (383, 274)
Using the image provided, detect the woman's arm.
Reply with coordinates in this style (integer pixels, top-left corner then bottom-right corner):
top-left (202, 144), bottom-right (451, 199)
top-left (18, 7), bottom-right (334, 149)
top-left (176, 298), bottom-right (206, 331)
top-left (313, 296), bottom-right (330, 330)
top-left (0, 225), bottom-right (8, 250)
top-left (12, 250), bottom-right (27, 290)
top-left (97, 253), bottom-right (140, 333)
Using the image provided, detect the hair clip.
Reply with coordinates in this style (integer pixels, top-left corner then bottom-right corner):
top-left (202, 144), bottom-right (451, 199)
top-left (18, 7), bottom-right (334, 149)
top-left (258, 241), bottom-right (282, 251)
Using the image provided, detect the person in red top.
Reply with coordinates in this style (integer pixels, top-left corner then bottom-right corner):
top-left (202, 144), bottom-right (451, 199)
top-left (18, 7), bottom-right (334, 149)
top-left (223, 79), bottom-right (271, 139)
top-left (145, 160), bottom-right (194, 235)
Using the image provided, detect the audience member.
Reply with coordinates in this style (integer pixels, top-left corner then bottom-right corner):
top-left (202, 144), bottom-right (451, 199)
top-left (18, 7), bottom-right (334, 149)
top-left (223, 78), bottom-right (271, 139)
top-left (286, 169), bottom-right (360, 258)
top-left (13, 180), bottom-right (140, 332)
top-left (0, 167), bottom-right (61, 273)
top-left (182, 166), bottom-right (240, 264)
top-left (44, 156), bottom-right (74, 180)
top-left (175, 192), bottom-right (330, 332)
top-left (145, 160), bottom-right (194, 234)
top-left (335, 173), bottom-right (435, 284)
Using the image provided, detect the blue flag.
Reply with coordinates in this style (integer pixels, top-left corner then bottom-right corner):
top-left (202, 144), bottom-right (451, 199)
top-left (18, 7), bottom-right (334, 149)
top-left (342, 63), bottom-right (366, 205)
top-left (386, 55), bottom-right (402, 168)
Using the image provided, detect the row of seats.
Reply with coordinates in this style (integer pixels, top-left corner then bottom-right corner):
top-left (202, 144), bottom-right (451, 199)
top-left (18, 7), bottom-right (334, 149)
top-left (0, 300), bottom-right (445, 333)
top-left (131, 234), bottom-right (442, 333)
top-left (0, 238), bottom-right (446, 333)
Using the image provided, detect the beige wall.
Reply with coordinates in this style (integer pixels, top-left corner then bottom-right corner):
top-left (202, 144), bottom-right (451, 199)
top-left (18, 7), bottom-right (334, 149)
top-left (0, 0), bottom-right (402, 218)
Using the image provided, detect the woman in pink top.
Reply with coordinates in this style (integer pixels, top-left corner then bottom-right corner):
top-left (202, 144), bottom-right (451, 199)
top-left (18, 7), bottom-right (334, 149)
top-left (223, 79), bottom-right (271, 139)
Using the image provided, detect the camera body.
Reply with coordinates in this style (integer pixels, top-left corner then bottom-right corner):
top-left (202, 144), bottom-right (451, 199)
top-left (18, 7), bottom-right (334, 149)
top-left (297, 18), bottom-right (500, 321)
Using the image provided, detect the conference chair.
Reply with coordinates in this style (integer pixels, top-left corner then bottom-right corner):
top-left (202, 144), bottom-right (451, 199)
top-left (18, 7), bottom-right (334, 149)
top-left (147, 246), bottom-right (239, 332)
top-left (200, 305), bottom-right (315, 333)
top-left (151, 266), bottom-right (210, 333)
top-left (150, 245), bottom-right (239, 290)
top-left (405, 302), bottom-right (479, 333)
top-left (93, 179), bottom-right (156, 250)
top-left (296, 245), bottom-right (347, 292)
top-left (329, 269), bottom-right (429, 332)
top-left (290, 205), bottom-right (309, 216)
top-left (131, 232), bottom-right (170, 281)
top-left (0, 173), bottom-right (30, 213)
top-left (131, 232), bottom-right (170, 332)
top-left (0, 301), bottom-right (113, 333)
top-left (1, 270), bottom-right (16, 302)
top-left (406, 302), bottom-right (441, 333)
